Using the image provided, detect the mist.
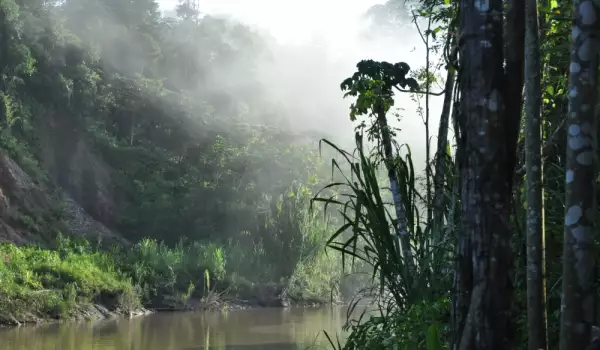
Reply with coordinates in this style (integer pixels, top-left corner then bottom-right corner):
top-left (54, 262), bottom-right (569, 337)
top-left (0, 0), bottom-right (458, 333)
top-left (158, 0), bottom-right (444, 169)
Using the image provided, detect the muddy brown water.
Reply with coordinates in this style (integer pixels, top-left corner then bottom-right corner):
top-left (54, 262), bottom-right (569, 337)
top-left (0, 305), bottom-right (373, 350)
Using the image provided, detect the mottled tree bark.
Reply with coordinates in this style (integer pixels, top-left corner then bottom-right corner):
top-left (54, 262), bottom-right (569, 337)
top-left (524, 0), bottom-right (547, 348)
top-left (456, 0), bottom-right (519, 349)
top-left (559, 1), bottom-right (600, 349)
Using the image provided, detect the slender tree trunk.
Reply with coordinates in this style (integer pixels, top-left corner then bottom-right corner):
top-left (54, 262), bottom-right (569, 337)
top-left (452, 86), bottom-right (468, 350)
top-left (504, 0), bottom-right (526, 185)
top-left (433, 62), bottom-right (456, 235)
top-left (559, 1), bottom-right (600, 349)
top-left (375, 106), bottom-right (415, 291)
top-left (524, 0), bottom-right (547, 348)
top-left (431, 66), bottom-right (455, 280)
top-left (425, 15), bottom-right (433, 226)
top-left (456, 0), bottom-right (519, 348)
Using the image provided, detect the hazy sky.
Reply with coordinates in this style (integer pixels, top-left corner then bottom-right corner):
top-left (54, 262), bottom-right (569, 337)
top-left (157, 0), bottom-right (384, 45)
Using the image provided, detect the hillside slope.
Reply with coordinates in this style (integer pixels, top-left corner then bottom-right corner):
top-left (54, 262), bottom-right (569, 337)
top-left (0, 0), bottom-right (334, 247)
top-left (0, 142), bottom-right (125, 245)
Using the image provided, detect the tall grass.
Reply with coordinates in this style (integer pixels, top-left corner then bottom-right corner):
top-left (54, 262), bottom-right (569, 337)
top-left (0, 233), bottom-right (231, 322)
top-left (117, 238), bottom-right (226, 306)
top-left (224, 182), bottom-right (366, 302)
top-left (0, 235), bottom-right (139, 322)
top-left (314, 131), bottom-right (453, 350)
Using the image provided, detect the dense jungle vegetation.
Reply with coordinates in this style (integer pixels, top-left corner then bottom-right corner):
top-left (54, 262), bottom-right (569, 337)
top-left (2, 0), bottom-right (600, 349)
top-left (0, 0), bottom-right (364, 323)
top-left (324, 0), bottom-right (600, 350)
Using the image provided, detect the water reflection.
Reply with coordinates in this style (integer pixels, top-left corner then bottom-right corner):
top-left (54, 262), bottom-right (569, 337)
top-left (0, 306), bottom-right (366, 350)
top-left (183, 345), bottom-right (304, 350)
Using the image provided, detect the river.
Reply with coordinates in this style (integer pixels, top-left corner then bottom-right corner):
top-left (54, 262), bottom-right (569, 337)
top-left (0, 305), bottom-right (370, 350)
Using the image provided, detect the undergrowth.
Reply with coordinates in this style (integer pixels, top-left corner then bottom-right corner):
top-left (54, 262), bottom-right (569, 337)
top-left (0, 217), bottom-right (365, 324)
top-left (0, 236), bottom-right (138, 323)
top-left (315, 131), bottom-right (454, 350)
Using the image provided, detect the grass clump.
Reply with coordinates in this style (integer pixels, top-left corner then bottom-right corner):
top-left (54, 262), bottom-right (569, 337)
top-left (0, 235), bottom-right (229, 322)
top-left (118, 238), bottom-right (226, 307)
top-left (0, 235), bottom-right (139, 323)
top-left (315, 132), bottom-right (454, 350)
top-left (342, 298), bottom-right (450, 350)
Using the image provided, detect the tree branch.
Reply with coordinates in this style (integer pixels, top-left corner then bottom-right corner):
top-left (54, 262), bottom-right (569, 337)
top-left (393, 85), bottom-right (446, 96)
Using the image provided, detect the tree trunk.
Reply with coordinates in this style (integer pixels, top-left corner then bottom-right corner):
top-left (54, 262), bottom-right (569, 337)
top-left (524, 0), bottom-right (547, 348)
top-left (452, 86), bottom-right (468, 350)
top-left (432, 61), bottom-right (456, 237)
top-left (456, 0), bottom-right (518, 348)
top-left (375, 106), bottom-right (415, 291)
top-left (504, 0), bottom-right (526, 186)
top-left (559, 1), bottom-right (600, 349)
top-left (424, 15), bottom-right (433, 226)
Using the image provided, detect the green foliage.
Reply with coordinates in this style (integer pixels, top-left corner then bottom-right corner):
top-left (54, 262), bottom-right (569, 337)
top-left (117, 238), bottom-right (226, 305)
top-left (0, 0), bottom-right (338, 251)
top-left (314, 131), bottom-right (453, 348)
top-left (0, 0), bottom-right (356, 316)
top-left (286, 242), bottom-right (344, 301)
top-left (320, 12), bottom-right (456, 347)
top-left (341, 60), bottom-right (419, 121)
top-left (0, 235), bottom-right (139, 321)
top-left (340, 298), bottom-right (450, 350)
top-left (0, 230), bottom-right (351, 321)
top-left (321, 133), bottom-right (452, 280)
top-left (325, 0), bottom-right (584, 349)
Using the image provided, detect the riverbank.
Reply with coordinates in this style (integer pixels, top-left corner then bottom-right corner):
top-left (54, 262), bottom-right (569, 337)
top-left (0, 281), bottom-right (340, 327)
top-left (0, 237), bottom-right (343, 327)
top-left (0, 303), bottom-right (153, 328)
top-left (0, 294), bottom-right (337, 328)
top-left (0, 239), bottom-right (138, 327)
